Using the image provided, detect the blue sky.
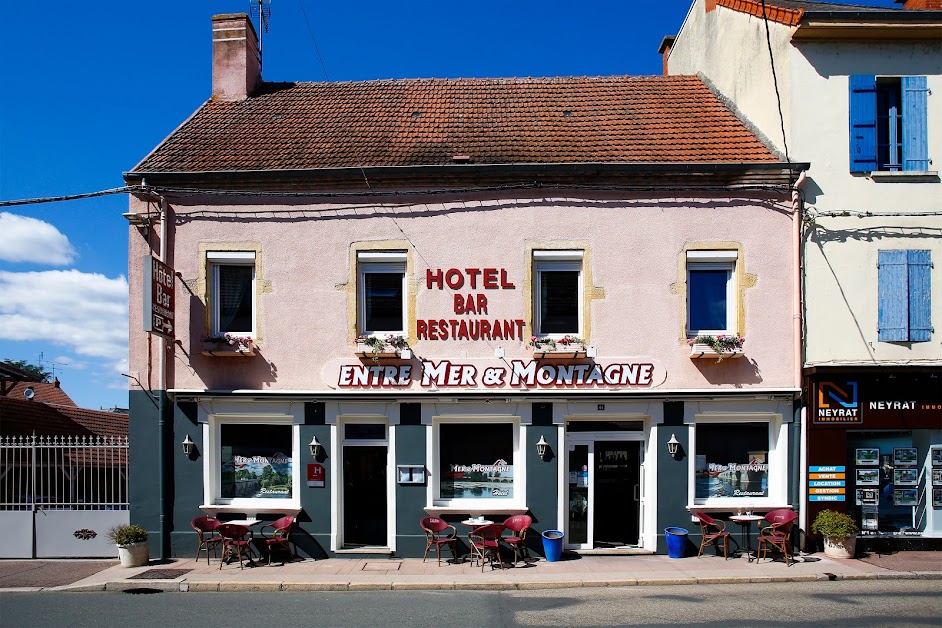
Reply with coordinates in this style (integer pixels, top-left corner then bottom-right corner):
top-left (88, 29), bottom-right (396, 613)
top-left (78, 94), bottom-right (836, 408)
top-left (0, 0), bottom-right (898, 410)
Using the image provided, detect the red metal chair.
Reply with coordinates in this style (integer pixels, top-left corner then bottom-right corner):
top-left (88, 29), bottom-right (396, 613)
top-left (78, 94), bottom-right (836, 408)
top-left (693, 512), bottom-right (730, 559)
top-left (756, 509), bottom-right (799, 566)
top-left (260, 515), bottom-right (296, 565)
top-left (191, 515), bottom-right (223, 564)
top-left (502, 515), bottom-right (533, 565)
top-left (216, 523), bottom-right (254, 570)
top-left (420, 516), bottom-right (458, 566)
top-left (468, 523), bottom-right (506, 571)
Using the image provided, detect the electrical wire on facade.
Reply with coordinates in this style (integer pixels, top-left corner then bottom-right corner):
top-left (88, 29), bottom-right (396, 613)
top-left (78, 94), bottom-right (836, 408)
top-left (0, 186), bottom-right (148, 208)
top-left (759, 0), bottom-right (791, 167)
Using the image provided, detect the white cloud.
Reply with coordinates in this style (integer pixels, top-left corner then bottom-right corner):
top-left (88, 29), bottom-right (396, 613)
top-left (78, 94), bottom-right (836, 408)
top-left (0, 212), bottom-right (77, 265)
top-left (0, 270), bottom-right (128, 372)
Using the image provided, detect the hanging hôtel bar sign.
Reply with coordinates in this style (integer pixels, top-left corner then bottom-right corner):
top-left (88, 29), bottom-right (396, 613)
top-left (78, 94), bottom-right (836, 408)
top-left (339, 266), bottom-right (661, 389)
top-left (142, 255), bottom-right (175, 339)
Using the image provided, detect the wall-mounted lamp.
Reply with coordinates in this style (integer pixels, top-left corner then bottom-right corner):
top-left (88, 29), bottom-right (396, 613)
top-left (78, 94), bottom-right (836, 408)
top-left (309, 435), bottom-right (324, 458)
top-left (667, 434), bottom-right (681, 459)
top-left (182, 435), bottom-right (195, 457)
top-left (536, 435), bottom-right (551, 460)
top-left (122, 212), bottom-right (146, 225)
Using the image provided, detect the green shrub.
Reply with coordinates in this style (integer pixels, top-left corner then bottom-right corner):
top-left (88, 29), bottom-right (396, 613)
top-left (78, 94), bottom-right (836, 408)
top-left (107, 524), bottom-right (149, 545)
top-left (811, 509), bottom-right (858, 539)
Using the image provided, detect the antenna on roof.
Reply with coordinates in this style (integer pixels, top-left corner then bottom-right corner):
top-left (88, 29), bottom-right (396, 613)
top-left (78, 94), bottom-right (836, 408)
top-left (249, 0), bottom-right (272, 74)
top-left (38, 352), bottom-right (68, 383)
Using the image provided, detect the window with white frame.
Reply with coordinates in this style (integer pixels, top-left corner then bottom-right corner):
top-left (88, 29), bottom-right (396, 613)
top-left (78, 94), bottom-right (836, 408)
top-left (433, 418), bottom-right (523, 507)
top-left (534, 250), bottom-right (583, 336)
top-left (208, 251), bottom-right (256, 337)
top-left (690, 416), bottom-right (786, 507)
top-left (358, 251), bottom-right (406, 335)
top-left (686, 250), bottom-right (737, 337)
top-left (206, 414), bottom-right (301, 510)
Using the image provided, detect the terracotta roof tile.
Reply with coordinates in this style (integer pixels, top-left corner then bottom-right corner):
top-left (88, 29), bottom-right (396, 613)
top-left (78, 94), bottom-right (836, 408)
top-left (4, 381), bottom-right (76, 406)
top-left (131, 75), bottom-right (779, 173)
top-left (1, 397), bottom-right (127, 438)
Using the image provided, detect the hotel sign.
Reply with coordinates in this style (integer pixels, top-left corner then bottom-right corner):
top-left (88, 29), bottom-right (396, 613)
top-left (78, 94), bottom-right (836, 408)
top-left (143, 255), bottom-right (175, 339)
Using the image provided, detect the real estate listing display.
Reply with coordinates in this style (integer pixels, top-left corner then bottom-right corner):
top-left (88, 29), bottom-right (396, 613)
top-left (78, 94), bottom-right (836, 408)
top-left (893, 488), bottom-right (919, 507)
top-left (894, 447), bottom-right (918, 466)
top-left (856, 468), bottom-right (879, 486)
top-left (855, 448), bottom-right (879, 466)
top-left (893, 468), bottom-right (918, 487)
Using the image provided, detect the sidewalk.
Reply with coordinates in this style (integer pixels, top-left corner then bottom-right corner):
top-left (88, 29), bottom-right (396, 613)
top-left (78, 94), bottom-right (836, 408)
top-left (3, 551), bottom-right (940, 593)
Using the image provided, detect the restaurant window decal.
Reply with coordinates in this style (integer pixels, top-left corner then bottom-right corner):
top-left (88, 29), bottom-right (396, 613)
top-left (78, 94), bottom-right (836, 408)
top-left (220, 424), bottom-right (293, 499)
top-left (695, 422), bottom-right (769, 499)
top-left (439, 423), bottom-right (514, 499)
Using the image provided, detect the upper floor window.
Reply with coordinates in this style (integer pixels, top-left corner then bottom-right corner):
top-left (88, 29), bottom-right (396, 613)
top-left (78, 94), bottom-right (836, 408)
top-left (878, 250), bottom-right (933, 343)
top-left (358, 251), bottom-right (406, 335)
top-left (687, 250), bottom-right (737, 336)
top-left (850, 75), bottom-right (929, 173)
top-left (208, 251), bottom-right (255, 336)
top-left (533, 250), bottom-right (583, 336)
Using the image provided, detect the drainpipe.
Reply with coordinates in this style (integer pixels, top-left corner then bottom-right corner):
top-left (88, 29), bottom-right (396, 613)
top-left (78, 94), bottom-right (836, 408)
top-left (158, 195), bottom-right (169, 561)
top-left (792, 171), bottom-right (808, 548)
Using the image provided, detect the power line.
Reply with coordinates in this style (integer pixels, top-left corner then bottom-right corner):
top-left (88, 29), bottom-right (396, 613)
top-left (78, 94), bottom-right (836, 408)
top-left (0, 186), bottom-right (147, 208)
top-left (298, 0), bottom-right (330, 81)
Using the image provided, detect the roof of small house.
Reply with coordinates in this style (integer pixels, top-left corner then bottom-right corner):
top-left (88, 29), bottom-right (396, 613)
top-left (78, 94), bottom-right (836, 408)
top-left (4, 381), bottom-right (77, 406)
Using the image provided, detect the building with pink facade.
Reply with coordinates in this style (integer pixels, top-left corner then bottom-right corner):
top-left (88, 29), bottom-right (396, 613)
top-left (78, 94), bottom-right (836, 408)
top-left (124, 14), bottom-right (806, 560)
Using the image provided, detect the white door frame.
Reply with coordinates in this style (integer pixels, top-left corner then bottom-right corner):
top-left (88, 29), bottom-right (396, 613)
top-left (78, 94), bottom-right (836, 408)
top-left (335, 416), bottom-right (395, 551)
top-left (565, 432), bottom-right (646, 550)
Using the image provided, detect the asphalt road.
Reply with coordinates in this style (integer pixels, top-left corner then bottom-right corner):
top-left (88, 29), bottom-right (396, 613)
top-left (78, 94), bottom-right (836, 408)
top-left (1, 580), bottom-right (940, 627)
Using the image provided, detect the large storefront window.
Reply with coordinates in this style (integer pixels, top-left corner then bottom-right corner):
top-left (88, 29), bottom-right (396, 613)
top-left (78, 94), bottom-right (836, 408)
top-left (695, 422), bottom-right (769, 500)
top-left (220, 424), bottom-right (293, 500)
top-left (439, 423), bottom-right (514, 500)
top-left (848, 431), bottom-right (940, 535)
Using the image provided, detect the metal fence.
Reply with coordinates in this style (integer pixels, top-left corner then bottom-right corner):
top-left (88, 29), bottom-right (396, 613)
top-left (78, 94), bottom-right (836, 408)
top-left (0, 435), bottom-right (129, 511)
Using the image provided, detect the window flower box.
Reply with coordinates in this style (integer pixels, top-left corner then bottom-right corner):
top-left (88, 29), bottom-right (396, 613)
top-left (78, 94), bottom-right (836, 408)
top-left (355, 334), bottom-right (410, 362)
top-left (529, 335), bottom-right (589, 359)
top-left (201, 334), bottom-right (255, 357)
top-left (688, 334), bottom-right (744, 363)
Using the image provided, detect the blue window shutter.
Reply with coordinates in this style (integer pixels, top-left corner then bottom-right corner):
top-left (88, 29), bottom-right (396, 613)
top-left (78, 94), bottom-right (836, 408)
top-left (849, 75), bottom-right (877, 173)
top-left (908, 250), bottom-right (932, 342)
top-left (878, 250), bottom-right (909, 342)
top-left (901, 76), bottom-right (929, 172)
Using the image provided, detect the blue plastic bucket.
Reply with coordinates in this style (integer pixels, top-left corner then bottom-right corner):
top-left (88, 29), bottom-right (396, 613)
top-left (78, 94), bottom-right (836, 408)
top-left (665, 527), bottom-right (688, 559)
top-left (541, 530), bottom-right (564, 562)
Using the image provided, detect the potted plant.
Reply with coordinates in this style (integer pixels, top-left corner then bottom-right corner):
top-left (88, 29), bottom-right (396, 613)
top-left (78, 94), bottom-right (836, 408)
top-left (355, 334), bottom-right (410, 362)
top-left (201, 333), bottom-right (255, 356)
top-left (811, 509), bottom-right (858, 559)
top-left (108, 523), bottom-right (150, 567)
top-left (529, 335), bottom-right (587, 357)
top-left (688, 334), bottom-right (744, 363)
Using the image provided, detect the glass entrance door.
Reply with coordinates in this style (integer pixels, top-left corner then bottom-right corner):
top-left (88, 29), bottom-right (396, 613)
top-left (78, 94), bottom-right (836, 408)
top-left (567, 439), bottom-right (643, 549)
top-left (343, 445), bottom-right (387, 546)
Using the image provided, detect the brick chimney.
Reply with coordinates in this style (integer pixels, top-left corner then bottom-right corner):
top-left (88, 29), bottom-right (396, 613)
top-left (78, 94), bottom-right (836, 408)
top-left (658, 36), bottom-right (675, 76)
top-left (212, 14), bottom-right (261, 101)
top-left (895, 0), bottom-right (942, 8)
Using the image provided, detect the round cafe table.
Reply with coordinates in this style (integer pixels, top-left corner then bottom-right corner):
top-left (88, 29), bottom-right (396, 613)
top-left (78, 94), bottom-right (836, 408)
top-left (729, 514), bottom-right (763, 561)
top-left (461, 519), bottom-right (494, 563)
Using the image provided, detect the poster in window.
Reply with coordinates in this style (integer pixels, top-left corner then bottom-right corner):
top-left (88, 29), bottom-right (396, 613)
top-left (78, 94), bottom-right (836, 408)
top-left (856, 488), bottom-right (878, 506)
top-left (893, 488), bottom-right (918, 507)
top-left (933, 489), bottom-right (942, 508)
top-left (220, 424), bottom-right (293, 499)
top-left (694, 423), bottom-right (769, 499)
top-left (893, 468), bottom-right (918, 486)
top-left (439, 424), bottom-right (514, 499)
top-left (931, 469), bottom-right (942, 487)
top-left (855, 448), bottom-right (879, 466)
top-left (856, 468), bottom-right (879, 486)
top-left (894, 447), bottom-right (918, 467)
top-left (932, 448), bottom-right (942, 467)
